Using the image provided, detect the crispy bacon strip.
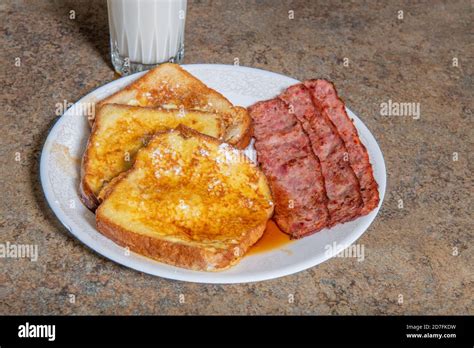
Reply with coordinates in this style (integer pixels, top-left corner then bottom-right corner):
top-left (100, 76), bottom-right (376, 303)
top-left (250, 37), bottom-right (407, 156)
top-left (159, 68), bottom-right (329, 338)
top-left (304, 79), bottom-right (379, 215)
top-left (249, 99), bottom-right (329, 238)
top-left (280, 84), bottom-right (362, 225)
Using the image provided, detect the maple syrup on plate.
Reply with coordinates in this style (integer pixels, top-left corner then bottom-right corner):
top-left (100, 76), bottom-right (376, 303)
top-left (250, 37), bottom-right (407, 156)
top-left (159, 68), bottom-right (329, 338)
top-left (247, 220), bottom-right (293, 255)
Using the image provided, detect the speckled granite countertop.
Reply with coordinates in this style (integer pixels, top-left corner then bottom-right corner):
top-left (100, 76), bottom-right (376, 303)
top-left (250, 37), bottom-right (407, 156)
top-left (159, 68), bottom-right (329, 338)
top-left (1, 0), bottom-right (472, 315)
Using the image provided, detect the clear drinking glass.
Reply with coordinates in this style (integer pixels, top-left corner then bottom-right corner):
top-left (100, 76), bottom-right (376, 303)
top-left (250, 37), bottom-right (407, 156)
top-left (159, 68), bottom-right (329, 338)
top-left (107, 0), bottom-right (187, 75)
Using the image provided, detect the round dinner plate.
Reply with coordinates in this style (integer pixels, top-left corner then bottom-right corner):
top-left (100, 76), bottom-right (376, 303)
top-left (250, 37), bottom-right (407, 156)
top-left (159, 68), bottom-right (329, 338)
top-left (40, 64), bottom-right (386, 284)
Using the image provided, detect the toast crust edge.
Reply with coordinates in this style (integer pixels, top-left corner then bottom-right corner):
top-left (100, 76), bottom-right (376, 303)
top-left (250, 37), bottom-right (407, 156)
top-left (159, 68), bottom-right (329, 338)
top-left (96, 213), bottom-right (267, 271)
top-left (80, 108), bottom-right (104, 211)
top-left (230, 106), bottom-right (252, 148)
top-left (96, 63), bottom-right (234, 111)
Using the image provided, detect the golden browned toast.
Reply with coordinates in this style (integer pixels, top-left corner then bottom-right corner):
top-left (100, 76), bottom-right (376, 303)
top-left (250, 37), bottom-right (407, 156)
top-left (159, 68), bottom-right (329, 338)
top-left (96, 126), bottom-right (274, 271)
top-left (94, 63), bottom-right (251, 148)
top-left (80, 104), bottom-right (226, 210)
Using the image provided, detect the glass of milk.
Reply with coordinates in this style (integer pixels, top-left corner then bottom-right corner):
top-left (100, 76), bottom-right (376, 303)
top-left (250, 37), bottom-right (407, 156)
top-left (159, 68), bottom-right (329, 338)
top-left (107, 0), bottom-right (187, 75)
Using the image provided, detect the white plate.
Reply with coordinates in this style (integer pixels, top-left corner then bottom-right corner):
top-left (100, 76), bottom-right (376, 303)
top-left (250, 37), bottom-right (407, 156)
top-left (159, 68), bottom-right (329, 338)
top-left (40, 64), bottom-right (386, 284)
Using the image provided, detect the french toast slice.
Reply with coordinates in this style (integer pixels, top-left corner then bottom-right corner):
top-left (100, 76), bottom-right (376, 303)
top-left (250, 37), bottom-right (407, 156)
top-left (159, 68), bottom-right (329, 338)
top-left (95, 63), bottom-right (251, 148)
top-left (81, 104), bottom-right (226, 210)
top-left (96, 126), bottom-right (274, 271)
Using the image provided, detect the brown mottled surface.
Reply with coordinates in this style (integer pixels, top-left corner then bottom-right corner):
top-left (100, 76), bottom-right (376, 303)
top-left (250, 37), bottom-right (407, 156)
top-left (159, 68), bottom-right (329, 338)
top-left (0, 0), bottom-right (472, 314)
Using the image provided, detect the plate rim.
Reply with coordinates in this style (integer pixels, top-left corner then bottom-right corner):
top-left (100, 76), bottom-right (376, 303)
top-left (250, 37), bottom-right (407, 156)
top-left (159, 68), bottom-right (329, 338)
top-left (40, 63), bottom-right (386, 284)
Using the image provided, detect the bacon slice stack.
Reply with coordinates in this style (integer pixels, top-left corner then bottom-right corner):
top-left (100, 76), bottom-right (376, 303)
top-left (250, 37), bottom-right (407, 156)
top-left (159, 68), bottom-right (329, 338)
top-left (248, 80), bottom-right (379, 238)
